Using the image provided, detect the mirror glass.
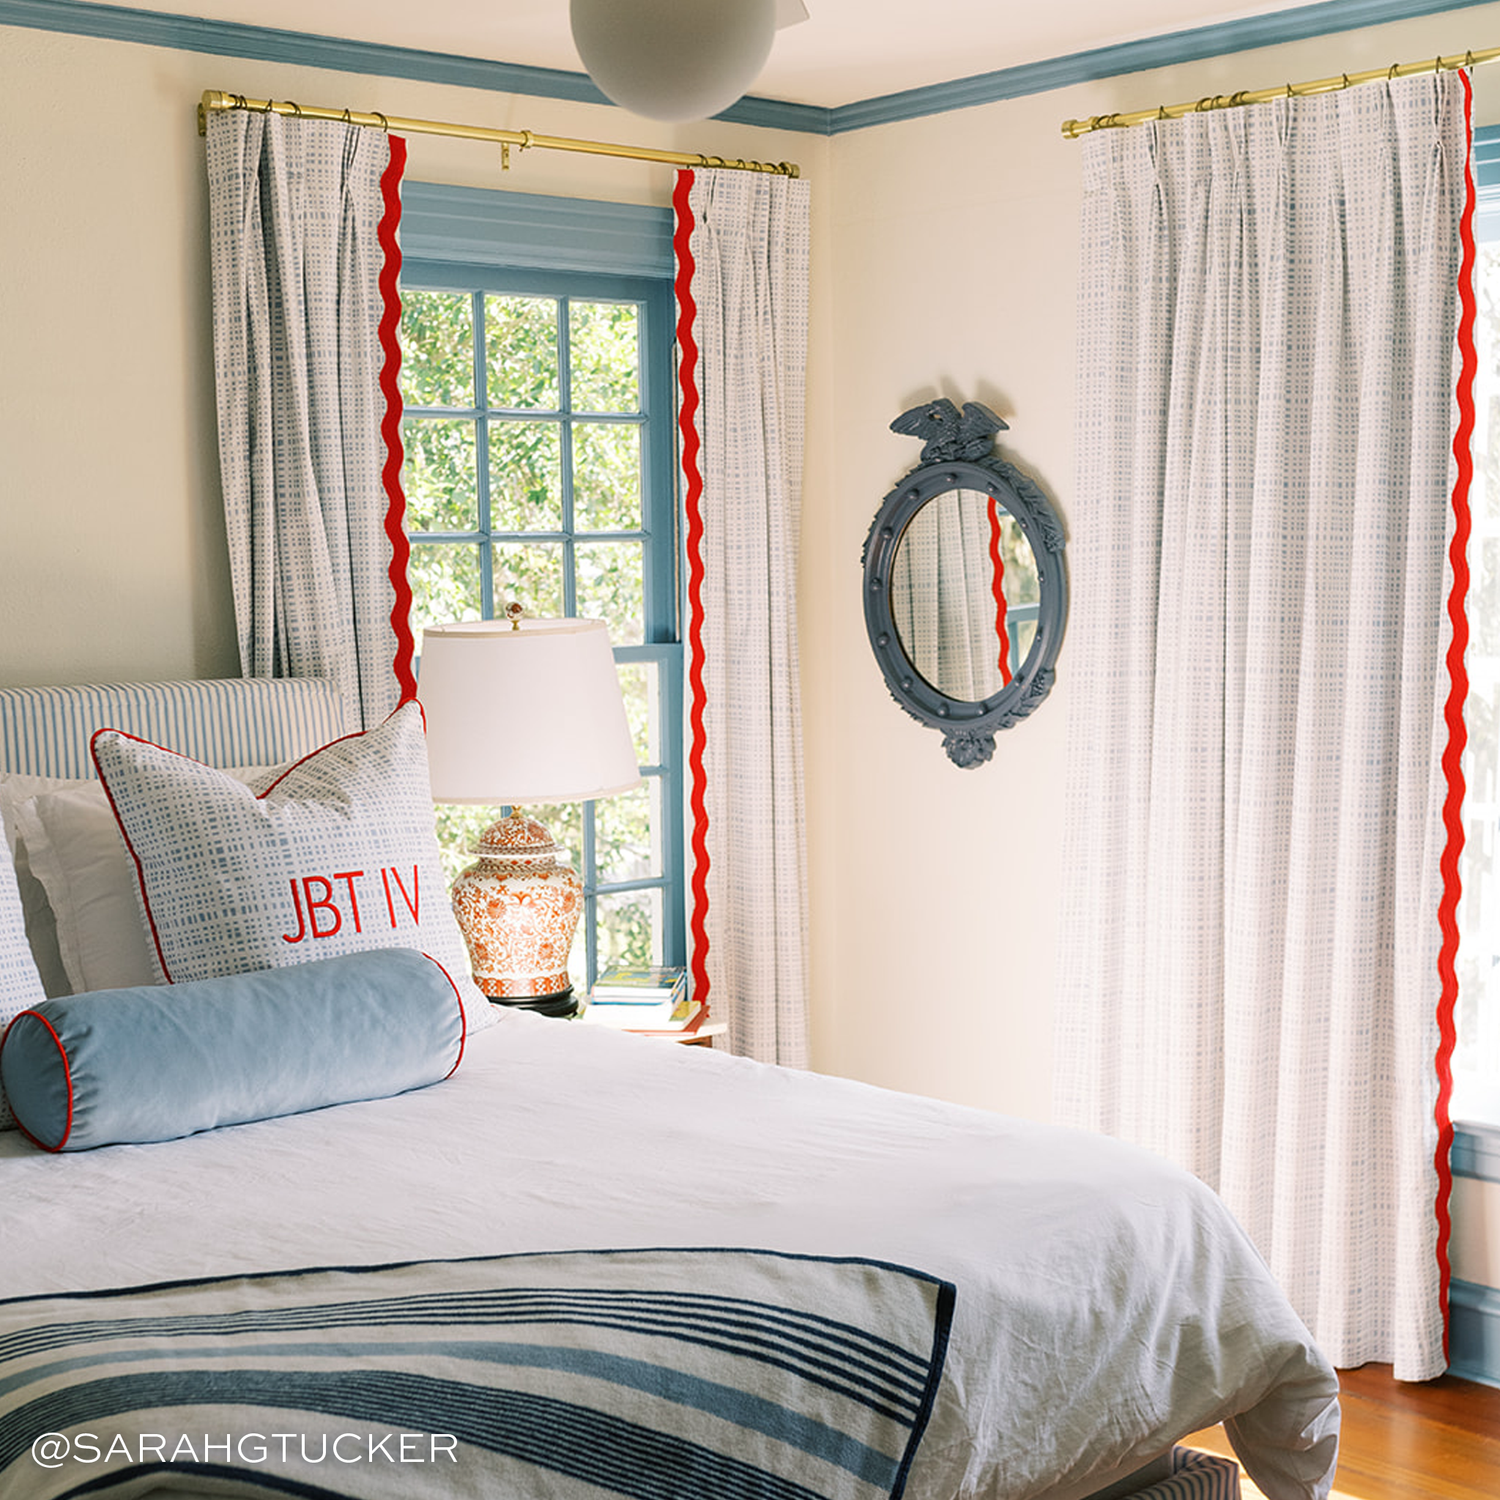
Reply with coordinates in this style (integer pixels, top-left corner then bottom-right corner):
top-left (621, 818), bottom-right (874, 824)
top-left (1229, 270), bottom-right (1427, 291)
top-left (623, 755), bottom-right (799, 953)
top-left (889, 488), bottom-right (1040, 703)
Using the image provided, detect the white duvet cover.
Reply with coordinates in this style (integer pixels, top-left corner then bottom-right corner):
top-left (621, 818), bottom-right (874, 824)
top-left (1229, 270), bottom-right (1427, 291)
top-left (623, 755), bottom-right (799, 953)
top-left (0, 1010), bottom-right (1339, 1500)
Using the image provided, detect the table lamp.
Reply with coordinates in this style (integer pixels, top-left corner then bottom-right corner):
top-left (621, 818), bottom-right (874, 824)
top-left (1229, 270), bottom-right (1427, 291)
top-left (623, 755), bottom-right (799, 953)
top-left (417, 611), bottom-right (642, 1016)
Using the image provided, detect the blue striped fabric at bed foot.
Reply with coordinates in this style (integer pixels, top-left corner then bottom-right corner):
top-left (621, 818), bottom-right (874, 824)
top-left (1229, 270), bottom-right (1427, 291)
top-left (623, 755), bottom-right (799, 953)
top-left (1140, 1448), bottom-right (1241, 1499)
top-left (0, 1246), bottom-right (955, 1500)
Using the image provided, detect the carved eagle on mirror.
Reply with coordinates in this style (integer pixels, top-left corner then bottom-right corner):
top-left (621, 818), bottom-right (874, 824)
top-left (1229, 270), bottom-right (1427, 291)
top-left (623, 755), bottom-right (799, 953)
top-left (890, 399), bottom-right (1008, 464)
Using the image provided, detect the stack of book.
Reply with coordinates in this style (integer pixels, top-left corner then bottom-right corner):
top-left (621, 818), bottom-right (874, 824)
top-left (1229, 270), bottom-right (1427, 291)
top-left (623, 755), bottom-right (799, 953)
top-left (580, 965), bottom-right (704, 1035)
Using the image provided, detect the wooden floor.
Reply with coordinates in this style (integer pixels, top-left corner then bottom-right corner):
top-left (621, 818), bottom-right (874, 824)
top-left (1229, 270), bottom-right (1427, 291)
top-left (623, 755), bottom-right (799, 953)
top-left (1187, 1365), bottom-right (1500, 1500)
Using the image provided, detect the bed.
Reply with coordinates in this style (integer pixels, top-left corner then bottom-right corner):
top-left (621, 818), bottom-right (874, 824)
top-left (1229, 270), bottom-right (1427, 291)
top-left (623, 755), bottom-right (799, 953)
top-left (0, 678), bottom-right (1340, 1500)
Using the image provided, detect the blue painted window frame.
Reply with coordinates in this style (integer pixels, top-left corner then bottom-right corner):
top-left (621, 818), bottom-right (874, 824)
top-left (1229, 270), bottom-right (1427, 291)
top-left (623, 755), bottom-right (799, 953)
top-left (401, 184), bottom-right (685, 983)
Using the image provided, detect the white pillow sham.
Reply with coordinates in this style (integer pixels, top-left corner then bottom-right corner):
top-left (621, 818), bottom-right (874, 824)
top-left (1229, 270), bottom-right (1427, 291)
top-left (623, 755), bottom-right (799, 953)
top-left (3, 768), bottom-right (271, 998)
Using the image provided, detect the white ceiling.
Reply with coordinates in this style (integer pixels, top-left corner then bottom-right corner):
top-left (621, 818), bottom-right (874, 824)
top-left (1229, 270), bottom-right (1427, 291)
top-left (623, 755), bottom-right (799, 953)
top-left (105, 0), bottom-right (1340, 109)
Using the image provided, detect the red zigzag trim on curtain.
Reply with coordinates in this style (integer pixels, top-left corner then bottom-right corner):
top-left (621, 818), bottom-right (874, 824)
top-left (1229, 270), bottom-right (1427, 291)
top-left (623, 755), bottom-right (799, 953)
top-left (986, 497), bottom-right (1012, 687)
top-left (674, 170), bottom-right (712, 1020)
top-left (378, 134), bottom-right (418, 708)
top-left (1435, 68), bottom-right (1476, 1363)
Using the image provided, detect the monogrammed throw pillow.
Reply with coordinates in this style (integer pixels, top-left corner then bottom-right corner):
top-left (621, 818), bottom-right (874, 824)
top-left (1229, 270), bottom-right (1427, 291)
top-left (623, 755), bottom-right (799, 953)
top-left (90, 702), bottom-right (495, 1036)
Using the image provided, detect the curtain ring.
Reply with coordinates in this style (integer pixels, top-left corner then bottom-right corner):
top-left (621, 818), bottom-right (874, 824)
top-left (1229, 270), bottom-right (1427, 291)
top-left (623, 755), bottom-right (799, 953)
top-left (341, 107), bottom-right (353, 126)
top-left (373, 111), bottom-right (389, 133)
top-left (287, 101), bottom-right (302, 117)
top-left (258, 97), bottom-right (273, 114)
top-left (1388, 63), bottom-right (1401, 80)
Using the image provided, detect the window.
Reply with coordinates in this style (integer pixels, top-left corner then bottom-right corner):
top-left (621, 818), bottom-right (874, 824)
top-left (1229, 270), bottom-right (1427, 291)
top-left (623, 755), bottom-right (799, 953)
top-left (398, 190), bottom-right (683, 992)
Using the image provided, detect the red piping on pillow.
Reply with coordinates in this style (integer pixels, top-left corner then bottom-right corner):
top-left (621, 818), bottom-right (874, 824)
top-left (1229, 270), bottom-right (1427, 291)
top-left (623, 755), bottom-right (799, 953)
top-left (420, 951), bottom-right (469, 1077)
top-left (674, 168), bottom-right (712, 1022)
top-left (88, 727), bottom-right (179, 984)
top-left (2, 1009), bottom-right (73, 1152)
top-left (86, 705), bottom-right (420, 984)
top-left (378, 134), bottom-right (418, 708)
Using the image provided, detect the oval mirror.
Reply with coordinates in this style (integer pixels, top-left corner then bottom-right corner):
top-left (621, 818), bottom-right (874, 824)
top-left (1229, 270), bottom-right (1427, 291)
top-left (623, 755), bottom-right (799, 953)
top-left (863, 400), bottom-right (1067, 767)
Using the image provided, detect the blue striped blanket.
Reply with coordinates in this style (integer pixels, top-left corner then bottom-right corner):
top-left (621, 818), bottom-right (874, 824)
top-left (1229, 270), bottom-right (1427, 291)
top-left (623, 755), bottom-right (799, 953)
top-left (0, 1247), bottom-right (954, 1500)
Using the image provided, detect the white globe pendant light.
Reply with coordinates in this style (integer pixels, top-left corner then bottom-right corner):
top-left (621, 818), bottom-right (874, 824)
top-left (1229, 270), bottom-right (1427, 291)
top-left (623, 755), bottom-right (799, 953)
top-left (570, 0), bottom-right (777, 123)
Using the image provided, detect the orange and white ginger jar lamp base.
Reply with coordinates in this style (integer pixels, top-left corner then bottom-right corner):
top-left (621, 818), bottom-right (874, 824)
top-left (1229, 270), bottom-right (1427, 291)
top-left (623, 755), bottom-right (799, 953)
top-left (450, 811), bottom-right (583, 1017)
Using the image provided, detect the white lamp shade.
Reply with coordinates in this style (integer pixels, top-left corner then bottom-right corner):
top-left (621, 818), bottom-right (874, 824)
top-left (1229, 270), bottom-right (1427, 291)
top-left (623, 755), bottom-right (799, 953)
top-left (570, 0), bottom-right (776, 123)
top-left (418, 619), bottom-right (642, 806)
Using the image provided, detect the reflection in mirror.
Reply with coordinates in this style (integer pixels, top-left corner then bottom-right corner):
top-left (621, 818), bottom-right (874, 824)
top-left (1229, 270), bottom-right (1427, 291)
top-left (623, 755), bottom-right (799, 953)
top-left (890, 489), bottom-right (1040, 703)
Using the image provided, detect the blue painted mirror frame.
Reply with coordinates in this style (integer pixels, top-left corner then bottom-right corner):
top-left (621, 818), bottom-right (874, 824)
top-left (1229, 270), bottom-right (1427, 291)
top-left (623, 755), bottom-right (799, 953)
top-left (862, 401), bottom-right (1068, 768)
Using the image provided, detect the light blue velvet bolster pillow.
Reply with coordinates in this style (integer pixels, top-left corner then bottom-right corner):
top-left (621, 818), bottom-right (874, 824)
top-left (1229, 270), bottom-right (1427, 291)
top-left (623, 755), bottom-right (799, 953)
top-left (0, 947), bottom-right (467, 1151)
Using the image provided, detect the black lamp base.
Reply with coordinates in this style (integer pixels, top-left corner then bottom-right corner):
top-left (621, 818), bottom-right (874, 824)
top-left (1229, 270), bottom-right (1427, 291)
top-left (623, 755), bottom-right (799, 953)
top-left (487, 986), bottom-right (580, 1020)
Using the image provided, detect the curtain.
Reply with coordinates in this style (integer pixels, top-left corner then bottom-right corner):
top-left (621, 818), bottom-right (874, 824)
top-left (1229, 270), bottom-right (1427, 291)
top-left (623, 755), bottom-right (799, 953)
top-left (1055, 73), bottom-right (1474, 1381)
top-left (892, 490), bottom-right (1012, 702)
top-left (205, 111), bottom-right (415, 730)
top-left (674, 168), bottom-right (812, 1066)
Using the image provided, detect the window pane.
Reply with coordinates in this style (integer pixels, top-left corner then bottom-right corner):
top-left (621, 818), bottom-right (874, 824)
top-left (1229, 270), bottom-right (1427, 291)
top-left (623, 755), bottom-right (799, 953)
top-left (569, 301), bottom-right (640, 413)
top-left (400, 289), bottom-right (473, 408)
top-left (486, 294), bottom-right (559, 410)
top-left (410, 543), bottom-right (481, 640)
top-left (615, 661), bottom-right (658, 764)
top-left (576, 540), bottom-right (645, 644)
top-left (493, 541), bottom-right (565, 619)
top-left (432, 804), bottom-right (501, 885)
top-left (403, 418), bottom-right (477, 532)
top-left (596, 780), bottom-right (660, 884)
top-left (490, 420), bottom-right (563, 531)
top-left (573, 422), bottom-right (643, 532)
top-left (595, 887), bottom-right (662, 971)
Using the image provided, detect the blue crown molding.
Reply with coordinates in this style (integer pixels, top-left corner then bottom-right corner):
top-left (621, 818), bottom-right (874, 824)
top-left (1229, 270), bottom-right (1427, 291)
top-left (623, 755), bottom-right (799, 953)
top-left (0, 0), bottom-right (1494, 138)
top-left (0, 0), bottom-right (831, 132)
top-left (828, 0), bottom-right (1500, 133)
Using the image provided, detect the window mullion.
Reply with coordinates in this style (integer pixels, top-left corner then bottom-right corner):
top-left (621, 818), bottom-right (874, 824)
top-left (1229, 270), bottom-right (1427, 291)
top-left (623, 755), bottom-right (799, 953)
top-left (473, 289), bottom-right (495, 621)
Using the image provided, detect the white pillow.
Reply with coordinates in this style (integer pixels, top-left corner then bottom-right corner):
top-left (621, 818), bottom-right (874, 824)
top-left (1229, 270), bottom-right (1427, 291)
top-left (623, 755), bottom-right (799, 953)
top-left (11, 784), bottom-right (157, 995)
top-left (0, 829), bottom-right (50, 1130)
top-left (91, 702), bottom-right (495, 1036)
top-left (4, 769), bottom-right (272, 998)
top-left (0, 778), bottom-right (75, 997)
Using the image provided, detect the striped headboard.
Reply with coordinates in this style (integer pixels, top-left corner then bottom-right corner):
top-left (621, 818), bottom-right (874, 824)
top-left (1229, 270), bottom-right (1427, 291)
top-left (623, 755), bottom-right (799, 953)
top-left (0, 679), bottom-right (353, 779)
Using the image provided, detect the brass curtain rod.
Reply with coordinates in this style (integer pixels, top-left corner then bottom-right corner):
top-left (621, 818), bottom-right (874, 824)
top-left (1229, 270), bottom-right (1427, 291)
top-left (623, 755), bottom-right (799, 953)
top-left (1061, 45), bottom-right (1500, 139)
top-left (198, 89), bottom-right (800, 177)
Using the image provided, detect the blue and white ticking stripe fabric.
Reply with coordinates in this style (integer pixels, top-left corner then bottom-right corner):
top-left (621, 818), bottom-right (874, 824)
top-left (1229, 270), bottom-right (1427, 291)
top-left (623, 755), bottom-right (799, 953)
top-left (1146, 1449), bottom-right (1240, 1500)
top-left (0, 1247), bottom-right (953, 1500)
top-left (0, 679), bottom-right (352, 780)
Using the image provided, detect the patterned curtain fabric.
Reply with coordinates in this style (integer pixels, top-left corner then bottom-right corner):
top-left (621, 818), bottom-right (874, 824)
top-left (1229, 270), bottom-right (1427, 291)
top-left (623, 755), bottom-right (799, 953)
top-left (892, 491), bottom-right (1011, 702)
top-left (675, 168), bottom-right (812, 1066)
top-left (204, 112), bottom-right (414, 730)
top-left (1055, 73), bottom-right (1474, 1380)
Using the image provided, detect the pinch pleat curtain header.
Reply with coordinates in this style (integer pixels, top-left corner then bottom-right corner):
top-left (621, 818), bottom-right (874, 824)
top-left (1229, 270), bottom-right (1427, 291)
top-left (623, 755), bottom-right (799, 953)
top-left (205, 111), bottom-right (412, 729)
